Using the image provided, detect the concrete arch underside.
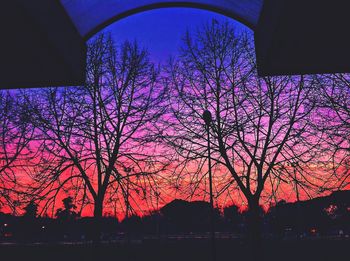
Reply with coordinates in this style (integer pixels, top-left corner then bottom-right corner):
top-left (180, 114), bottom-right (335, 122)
top-left (1, 0), bottom-right (349, 88)
top-left (60, 0), bottom-right (263, 39)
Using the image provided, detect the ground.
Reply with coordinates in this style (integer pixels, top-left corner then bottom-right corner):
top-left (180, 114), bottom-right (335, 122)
top-left (1, 238), bottom-right (348, 261)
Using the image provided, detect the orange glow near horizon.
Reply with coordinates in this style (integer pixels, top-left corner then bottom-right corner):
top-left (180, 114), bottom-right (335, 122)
top-left (1, 157), bottom-right (348, 220)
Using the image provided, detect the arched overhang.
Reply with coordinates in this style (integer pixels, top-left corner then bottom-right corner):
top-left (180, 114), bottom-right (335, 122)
top-left (60, 0), bottom-right (263, 39)
top-left (1, 0), bottom-right (349, 88)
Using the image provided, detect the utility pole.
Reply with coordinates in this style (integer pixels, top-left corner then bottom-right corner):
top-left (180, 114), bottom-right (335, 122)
top-left (203, 109), bottom-right (216, 261)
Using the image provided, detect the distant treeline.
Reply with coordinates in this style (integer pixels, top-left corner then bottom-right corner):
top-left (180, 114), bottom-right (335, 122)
top-left (1, 191), bottom-right (349, 242)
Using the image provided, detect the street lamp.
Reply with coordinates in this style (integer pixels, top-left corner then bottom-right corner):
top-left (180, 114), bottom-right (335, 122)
top-left (202, 109), bottom-right (216, 261)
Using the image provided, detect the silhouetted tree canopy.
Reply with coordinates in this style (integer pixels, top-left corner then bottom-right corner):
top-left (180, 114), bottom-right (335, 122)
top-left (55, 197), bottom-right (78, 220)
top-left (23, 201), bottom-right (38, 218)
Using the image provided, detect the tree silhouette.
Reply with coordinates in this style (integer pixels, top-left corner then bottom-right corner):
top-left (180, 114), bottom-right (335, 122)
top-left (223, 204), bottom-right (242, 228)
top-left (23, 200), bottom-right (38, 219)
top-left (158, 20), bottom-right (345, 257)
top-left (0, 91), bottom-right (34, 213)
top-left (55, 196), bottom-right (78, 220)
top-left (22, 34), bottom-right (167, 241)
top-left (314, 74), bottom-right (350, 190)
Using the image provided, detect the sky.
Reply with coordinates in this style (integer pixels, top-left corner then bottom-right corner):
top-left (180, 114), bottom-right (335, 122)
top-left (96, 8), bottom-right (248, 217)
top-left (3, 7), bottom-right (348, 218)
top-left (99, 7), bottom-right (247, 63)
top-left (1, 8), bottom-right (250, 218)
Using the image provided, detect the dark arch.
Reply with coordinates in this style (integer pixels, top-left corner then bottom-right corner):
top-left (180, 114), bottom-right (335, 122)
top-left (83, 2), bottom-right (259, 40)
top-left (2, 0), bottom-right (349, 88)
top-left (60, 1), bottom-right (263, 40)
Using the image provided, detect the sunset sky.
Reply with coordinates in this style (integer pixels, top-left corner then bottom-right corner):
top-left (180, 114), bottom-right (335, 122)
top-left (1, 9), bottom-right (247, 218)
top-left (1, 8), bottom-right (348, 220)
top-left (90, 9), bottom-right (248, 218)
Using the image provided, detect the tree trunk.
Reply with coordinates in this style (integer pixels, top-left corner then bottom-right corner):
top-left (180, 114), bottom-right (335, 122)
top-left (247, 197), bottom-right (263, 261)
top-left (93, 197), bottom-right (103, 245)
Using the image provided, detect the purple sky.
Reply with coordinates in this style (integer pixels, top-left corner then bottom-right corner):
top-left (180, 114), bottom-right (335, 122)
top-left (99, 8), bottom-right (247, 63)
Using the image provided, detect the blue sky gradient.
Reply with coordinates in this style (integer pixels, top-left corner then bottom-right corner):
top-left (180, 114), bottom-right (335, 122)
top-left (99, 8), bottom-right (248, 62)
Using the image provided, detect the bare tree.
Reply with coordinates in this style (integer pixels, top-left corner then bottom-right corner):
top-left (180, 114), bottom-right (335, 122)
top-left (159, 20), bottom-right (340, 245)
top-left (24, 34), bottom-right (167, 231)
top-left (315, 74), bottom-right (350, 189)
top-left (0, 91), bottom-right (34, 212)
